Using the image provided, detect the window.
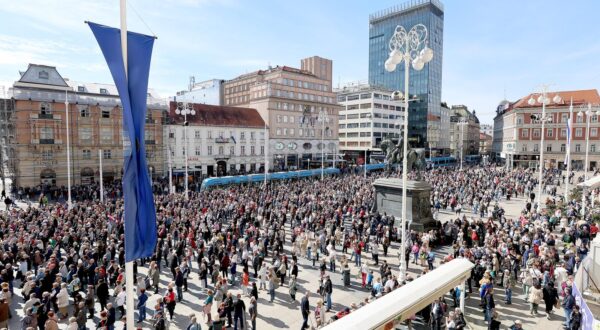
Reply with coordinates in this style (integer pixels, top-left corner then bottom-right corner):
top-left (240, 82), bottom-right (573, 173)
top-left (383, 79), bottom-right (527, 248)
top-left (533, 144), bottom-right (539, 152)
top-left (561, 128), bottom-right (567, 137)
top-left (103, 149), bottom-right (112, 159)
top-left (241, 146), bottom-right (246, 155)
top-left (79, 106), bottom-right (90, 117)
top-left (207, 146), bottom-right (213, 155)
top-left (283, 115), bottom-right (288, 123)
top-left (207, 131), bottom-right (212, 139)
top-left (101, 109), bottom-right (110, 118)
top-left (79, 127), bottom-right (92, 140)
top-left (576, 144), bottom-right (581, 152)
top-left (78, 86), bottom-right (85, 92)
top-left (260, 146), bottom-right (264, 155)
top-left (144, 130), bottom-right (154, 142)
top-left (276, 128), bottom-right (281, 136)
top-left (575, 128), bottom-right (583, 137)
top-left (169, 131), bottom-right (175, 139)
top-left (290, 116), bottom-right (295, 124)
top-left (219, 146), bottom-right (224, 155)
top-left (521, 128), bottom-right (529, 138)
top-left (100, 88), bottom-right (109, 95)
top-left (546, 144), bottom-right (552, 152)
top-left (40, 102), bottom-right (52, 114)
top-left (100, 128), bottom-right (112, 142)
top-left (521, 144), bottom-right (527, 152)
top-left (40, 127), bottom-right (53, 139)
top-left (298, 128), bottom-right (304, 136)
top-left (591, 128), bottom-right (598, 137)
top-left (547, 128), bottom-right (553, 137)
top-left (250, 146), bottom-right (255, 155)
top-left (240, 132), bottom-right (245, 140)
top-left (592, 114), bottom-right (598, 123)
top-left (592, 144), bottom-right (596, 153)
top-left (195, 146), bottom-right (201, 156)
top-left (533, 129), bottom-right (540, 138)
top-left (195, 130), bottom-right (201, 139)
top-left (562, 113), bottom-right (568, 123)
top-left (576, 114), bottom-right (583, 123)
top-left (561, 144), bottom-right (566, 152)
top-left (289, 128), bottom-right (295, 136)
top-left (41, 150), bottom-right (53, 160)
top-left (250, 132), bottom-right (255, 140)
top-left (82, 149), bottom-right (91, 159)
top-left (38, 70), bottom-right (49, 79)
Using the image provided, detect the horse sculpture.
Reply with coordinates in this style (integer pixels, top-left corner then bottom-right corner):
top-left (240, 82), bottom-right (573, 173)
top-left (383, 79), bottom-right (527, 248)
top-left (380, 138), bottom-right (427, 178)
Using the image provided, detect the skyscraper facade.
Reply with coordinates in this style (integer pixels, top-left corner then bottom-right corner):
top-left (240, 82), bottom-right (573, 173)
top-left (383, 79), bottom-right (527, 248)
top-left (368, 0), bottom-right (444, 149)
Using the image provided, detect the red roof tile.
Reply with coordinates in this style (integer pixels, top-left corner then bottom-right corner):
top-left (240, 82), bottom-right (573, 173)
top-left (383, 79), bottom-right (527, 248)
top-left (168, 102), bottom-right (265, 128)
top-left (513, 89), bottom-right (600, 109)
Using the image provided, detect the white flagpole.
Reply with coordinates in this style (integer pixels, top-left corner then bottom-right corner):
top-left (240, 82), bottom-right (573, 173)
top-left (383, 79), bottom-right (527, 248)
top-left (565, 98), bottom-right (573, 205)
top-left (168, 146), bottom-right (173, 194)
top-left (120, 1), bottom-right (135, 329)
top-left (99, 149), bottom-right (104, 203)
top-left (264, 124), bottom-right (268, 186)
top-left (65, 90), bottom-right (72, 210)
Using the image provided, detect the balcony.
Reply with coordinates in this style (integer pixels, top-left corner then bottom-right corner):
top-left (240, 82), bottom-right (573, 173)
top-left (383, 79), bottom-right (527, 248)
top-left (39, 113), bottom-right (54, 119)
top-left (215, 137), bottom-right (230, 143)
top-left (39, 139), bottom-right (55, 144)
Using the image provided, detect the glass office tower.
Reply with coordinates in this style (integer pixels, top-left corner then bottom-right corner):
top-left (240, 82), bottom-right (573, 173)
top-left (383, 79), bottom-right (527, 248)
top-left (368, 0), bottom-right (444, 149)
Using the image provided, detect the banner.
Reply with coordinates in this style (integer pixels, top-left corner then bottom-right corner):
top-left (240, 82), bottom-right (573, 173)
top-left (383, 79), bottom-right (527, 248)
top-left (89, 22), bottom-right (157, 262)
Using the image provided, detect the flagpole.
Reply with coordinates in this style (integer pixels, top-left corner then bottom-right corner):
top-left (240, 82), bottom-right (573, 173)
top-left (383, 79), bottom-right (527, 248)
top-left (264, 124), bottom-right (268, 186)
top-left (99, 149), bottom-right (104, 202)
top-left (65, 90), bottom-right (72, 210)
top-left (120, 1), bottom-right (135, 329)
top-left (565, 98), bottom-right (573, 205)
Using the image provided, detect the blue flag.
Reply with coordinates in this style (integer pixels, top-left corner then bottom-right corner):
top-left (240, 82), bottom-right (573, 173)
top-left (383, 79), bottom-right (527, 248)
top-left (89, 22), bottom-right (157, 262)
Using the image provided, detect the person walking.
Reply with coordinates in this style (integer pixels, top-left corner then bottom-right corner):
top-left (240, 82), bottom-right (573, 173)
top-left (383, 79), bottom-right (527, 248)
top-left (175, 267), bottom-right (185, 302)
top-left (542, 281), bottom-right (558, 319)
top-left (233, 293), bottom-right (246, 330)
top-left (289, 275), bottom-right (298, 301)
top-left (248, 297), bottom-right (258, 330)
top-left (186, 314), bottom-right (201, 330)
top-left (137, 288), bottom-right (148, 324)
top-left (562, 287), bottom-right (575, 328)
top-left (324, 275), bottom-right (333, 312)
top-left (300, 292), bottom-right (310, 330)
top-left (528, 283), bottom-right (543, 316)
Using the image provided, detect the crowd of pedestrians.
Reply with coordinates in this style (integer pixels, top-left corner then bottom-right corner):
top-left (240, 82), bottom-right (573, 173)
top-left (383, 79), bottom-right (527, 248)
top-left (0, 164), bottom-right (597, 330)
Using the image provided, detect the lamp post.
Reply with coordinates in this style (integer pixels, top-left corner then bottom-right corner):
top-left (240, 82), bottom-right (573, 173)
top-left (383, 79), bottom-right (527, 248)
top-left (176, 101), bottom-right (196, 200)
top-left (457, 120), bottom-right (468, 170)
top-left (385, 23), bottom-right (433, 281)
top-left (577, 103), bottom-right (598, 219)
top-left (317, 109), bottom-right (329, 180)
top-left (528, 87), bottom-right (561, 213)
top-left (264, 124), bottom-right (268, 186)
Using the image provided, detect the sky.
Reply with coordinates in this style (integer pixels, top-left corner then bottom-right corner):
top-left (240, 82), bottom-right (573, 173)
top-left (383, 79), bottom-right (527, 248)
top-left (1, 0), bottom-right (600, 125)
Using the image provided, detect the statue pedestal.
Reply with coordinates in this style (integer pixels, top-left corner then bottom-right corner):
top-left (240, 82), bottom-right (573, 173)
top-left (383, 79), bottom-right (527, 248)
top-left (372, 178), bottom-right (437, 232)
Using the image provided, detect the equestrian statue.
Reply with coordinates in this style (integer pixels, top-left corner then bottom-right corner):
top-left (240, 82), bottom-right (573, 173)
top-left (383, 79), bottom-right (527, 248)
top-left (379, 137), bottom-right (427, 179)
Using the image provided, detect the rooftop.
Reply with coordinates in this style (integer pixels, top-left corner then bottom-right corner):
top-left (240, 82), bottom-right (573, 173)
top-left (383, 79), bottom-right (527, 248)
top-left (168, 102), bottom-right (265, 128)
top-left (512, 89), bottom-right (600, 109)
top-left (369, 0), bottom-right (444, 23)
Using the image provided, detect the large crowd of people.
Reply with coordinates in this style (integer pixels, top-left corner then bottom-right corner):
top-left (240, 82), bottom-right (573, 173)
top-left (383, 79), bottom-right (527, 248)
top-left (0, 164), bottom-right (597, 330)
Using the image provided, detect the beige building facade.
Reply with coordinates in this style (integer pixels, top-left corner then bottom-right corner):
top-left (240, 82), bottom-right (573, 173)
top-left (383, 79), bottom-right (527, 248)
top-left (223, 56), bottom-right (339, 170)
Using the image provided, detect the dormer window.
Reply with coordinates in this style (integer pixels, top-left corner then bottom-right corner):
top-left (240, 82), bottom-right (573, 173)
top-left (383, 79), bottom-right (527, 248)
top-left (40, 102), bottom-right (52, 115)
top-left (78, 86), bottom-right (85, 92)
top-left (39, 71), bottom-right (49, 79)
top-left (101, 109), bottom-right (110, 118)
top-left (100, 88), bottom-right (109, 95)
